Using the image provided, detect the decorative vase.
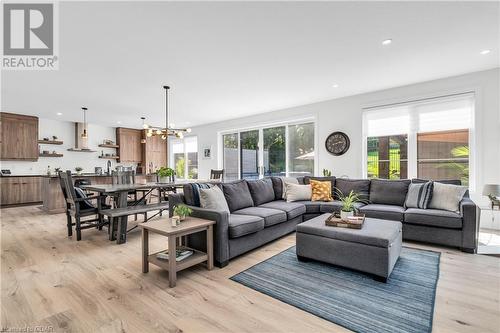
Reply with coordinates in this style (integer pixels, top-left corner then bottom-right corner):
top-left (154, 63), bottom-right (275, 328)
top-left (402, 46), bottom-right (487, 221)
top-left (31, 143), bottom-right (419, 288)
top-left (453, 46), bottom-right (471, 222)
top-left (340, 210), bottom-right (354, 221)
top-left (179, 214), bottom-right (186, 222)
top-left (159, 176), bottom-right (169, 183)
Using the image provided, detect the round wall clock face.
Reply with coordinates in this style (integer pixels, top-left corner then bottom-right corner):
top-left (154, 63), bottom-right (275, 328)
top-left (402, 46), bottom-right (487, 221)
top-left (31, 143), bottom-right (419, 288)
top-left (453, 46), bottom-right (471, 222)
top-left (325, 131), bottom-right (350, 156)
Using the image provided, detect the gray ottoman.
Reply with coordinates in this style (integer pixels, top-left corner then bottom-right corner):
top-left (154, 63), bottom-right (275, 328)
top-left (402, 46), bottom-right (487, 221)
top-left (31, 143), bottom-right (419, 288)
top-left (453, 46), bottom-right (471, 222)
top-left (296, 213), bottom-right (402, 282)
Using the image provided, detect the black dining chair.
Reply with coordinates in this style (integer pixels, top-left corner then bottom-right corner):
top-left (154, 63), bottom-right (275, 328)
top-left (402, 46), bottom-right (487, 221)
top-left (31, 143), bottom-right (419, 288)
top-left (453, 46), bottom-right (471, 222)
top-left (111, 170), bottom-right (148, 220)
top-left (59, 171), bottom-right (108, 241)
top-left (210, 169), bottom-right (224, 181)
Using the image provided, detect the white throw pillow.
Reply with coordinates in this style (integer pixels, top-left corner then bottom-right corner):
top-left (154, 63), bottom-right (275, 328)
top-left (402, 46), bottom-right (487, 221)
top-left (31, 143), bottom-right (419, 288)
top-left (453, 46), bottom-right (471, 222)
top-left (428, 182), bottom-right (467, 212)
top-left (199, 186), bottom-right (230, 213)
top-left (285, 183), bottom-right (312, 202)
top-left (280, 176), bottom-right (299, 199)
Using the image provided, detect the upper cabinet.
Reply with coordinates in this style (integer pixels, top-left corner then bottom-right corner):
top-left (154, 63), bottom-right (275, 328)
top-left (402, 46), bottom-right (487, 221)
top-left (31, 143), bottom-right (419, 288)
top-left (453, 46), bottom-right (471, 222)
top-left (0, 112), bottom-right (39, 161)
top-left (142, 134), bottom-right (167, 173)
top-left (116, 127), bottom-right (142, 163)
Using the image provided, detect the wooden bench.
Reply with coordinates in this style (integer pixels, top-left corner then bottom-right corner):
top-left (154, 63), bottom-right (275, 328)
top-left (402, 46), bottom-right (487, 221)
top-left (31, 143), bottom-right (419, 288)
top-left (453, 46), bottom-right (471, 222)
top-left (100, 202), bottom-right (169, 243)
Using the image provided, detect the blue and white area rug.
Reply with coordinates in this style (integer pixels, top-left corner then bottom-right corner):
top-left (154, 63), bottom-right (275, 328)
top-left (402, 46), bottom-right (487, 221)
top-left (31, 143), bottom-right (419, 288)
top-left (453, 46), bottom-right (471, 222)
top-left (231, 246), bottom-right (440, 333)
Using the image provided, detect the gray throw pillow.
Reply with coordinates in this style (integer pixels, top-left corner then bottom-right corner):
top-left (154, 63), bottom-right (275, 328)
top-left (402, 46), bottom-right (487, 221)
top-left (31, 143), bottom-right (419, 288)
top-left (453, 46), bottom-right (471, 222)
top-left (280, 177), bottom-right (299, 199)
top-left (222, 180), bottom-right (254, 212)
top-left (370, 179), bottom-right (411, 206)
top-left (405, 181), bottom-right (433, 209)
top-left (199, 186), bottom-right (230, 213)
top-left (428, 182), bottom-right (467, 212)
top-left (285, 183), bottom-right (312, 202)
top-left (247, 178), bottom-right (275, 206)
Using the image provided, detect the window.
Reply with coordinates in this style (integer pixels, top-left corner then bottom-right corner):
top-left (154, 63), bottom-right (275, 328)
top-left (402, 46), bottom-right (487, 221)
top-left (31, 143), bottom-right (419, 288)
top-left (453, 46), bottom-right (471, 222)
top-left (363, 94), bottom-right (473, 186)
top-left (220, 120), bottom-right (315, 179)
top-left (169, 136), bottom-right (198, 179)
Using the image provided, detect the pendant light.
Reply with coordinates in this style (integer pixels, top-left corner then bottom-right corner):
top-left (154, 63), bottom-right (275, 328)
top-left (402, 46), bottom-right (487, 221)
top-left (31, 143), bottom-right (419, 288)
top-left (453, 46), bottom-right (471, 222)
top-left (81, 107), bottom-right (88, 139)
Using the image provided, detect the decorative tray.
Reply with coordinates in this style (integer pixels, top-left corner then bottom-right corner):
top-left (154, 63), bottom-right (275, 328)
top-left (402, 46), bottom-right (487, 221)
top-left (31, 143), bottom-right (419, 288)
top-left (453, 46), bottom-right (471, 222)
top-left (325, 213), bottom-right (365, 229)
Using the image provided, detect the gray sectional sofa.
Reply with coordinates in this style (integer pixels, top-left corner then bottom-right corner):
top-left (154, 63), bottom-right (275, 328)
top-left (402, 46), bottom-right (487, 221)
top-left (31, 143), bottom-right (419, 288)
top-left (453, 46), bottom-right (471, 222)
top-left (168, 176), bottom-right (478, 267)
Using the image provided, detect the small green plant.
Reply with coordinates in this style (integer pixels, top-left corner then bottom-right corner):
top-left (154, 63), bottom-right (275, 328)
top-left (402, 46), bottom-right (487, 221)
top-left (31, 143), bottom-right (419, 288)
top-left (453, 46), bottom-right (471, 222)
top-left (157, 166), bottom-right (175, 178)
top-left (75, 167), bottom-right (83, 173)
top-left (334, 188), bottom-right (365, 212)
top-left (173, 204), bottom-right (193, 219)
top-left (322, 169), bottom-right (332, 177)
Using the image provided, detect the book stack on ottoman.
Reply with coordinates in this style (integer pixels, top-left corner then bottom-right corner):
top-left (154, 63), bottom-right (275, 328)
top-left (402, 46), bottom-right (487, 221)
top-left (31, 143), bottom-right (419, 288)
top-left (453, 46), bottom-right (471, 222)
top-left (296, 213), bottom-right (402, 282)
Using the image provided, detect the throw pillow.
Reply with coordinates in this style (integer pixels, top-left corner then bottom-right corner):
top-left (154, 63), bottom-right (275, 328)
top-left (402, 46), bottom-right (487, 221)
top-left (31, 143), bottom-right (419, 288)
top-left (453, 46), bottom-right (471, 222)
top-left (199, 186), bottom-right (230, 213)
top-left (74, 187), bottom-right (95, 209)
top-left (428, 182), bottom-right (467, 212)
top-left (285, 183), bottom-right (312, 202)
top-left (280, 177), bottom-right (299, 200)
top-left (310, 180), bottom-right (333, 202)
top-left (405, 181), bottom-right (433, 209)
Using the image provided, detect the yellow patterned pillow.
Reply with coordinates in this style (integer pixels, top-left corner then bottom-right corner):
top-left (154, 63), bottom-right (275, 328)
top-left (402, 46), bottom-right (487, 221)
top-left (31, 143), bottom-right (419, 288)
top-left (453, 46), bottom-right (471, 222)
top-left (310, 180), bottom-right (333, 202)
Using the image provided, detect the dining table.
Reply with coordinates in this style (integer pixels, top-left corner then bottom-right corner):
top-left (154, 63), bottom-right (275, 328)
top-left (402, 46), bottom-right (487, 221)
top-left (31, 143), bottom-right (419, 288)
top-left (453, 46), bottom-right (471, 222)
top-left (80, 180), bottom-right (217, 244)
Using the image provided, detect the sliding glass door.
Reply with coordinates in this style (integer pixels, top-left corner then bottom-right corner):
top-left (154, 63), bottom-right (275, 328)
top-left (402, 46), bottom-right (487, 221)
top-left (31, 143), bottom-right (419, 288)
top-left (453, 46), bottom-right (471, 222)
top-left (221, 121), bottom-right (314, 180)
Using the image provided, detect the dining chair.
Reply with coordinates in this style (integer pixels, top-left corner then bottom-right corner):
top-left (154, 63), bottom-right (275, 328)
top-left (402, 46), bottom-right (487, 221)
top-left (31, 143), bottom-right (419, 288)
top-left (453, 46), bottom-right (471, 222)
top-left (59, 171), bottom-right (108, 241)
top-left (111, 170), bottom-right (147, 220)
top-left (210, 169), bottom-right (224, 181)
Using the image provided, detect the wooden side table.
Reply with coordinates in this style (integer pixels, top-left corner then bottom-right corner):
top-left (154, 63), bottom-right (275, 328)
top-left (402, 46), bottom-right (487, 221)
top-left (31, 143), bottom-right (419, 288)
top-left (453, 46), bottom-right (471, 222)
top-left (139, 216), bottom-right (215, 287)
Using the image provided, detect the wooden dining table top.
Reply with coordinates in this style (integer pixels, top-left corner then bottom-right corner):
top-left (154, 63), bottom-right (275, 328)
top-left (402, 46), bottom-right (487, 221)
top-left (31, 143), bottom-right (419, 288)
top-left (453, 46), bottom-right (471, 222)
top-left (80, 180), bottom-right (219, 194)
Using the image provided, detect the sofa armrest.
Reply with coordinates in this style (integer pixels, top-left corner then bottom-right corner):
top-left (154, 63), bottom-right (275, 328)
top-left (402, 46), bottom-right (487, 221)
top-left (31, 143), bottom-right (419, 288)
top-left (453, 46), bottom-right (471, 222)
top-left (168, 193), bottom-right (185, 217)
top-left (460, 197), bottom-right (478, 252)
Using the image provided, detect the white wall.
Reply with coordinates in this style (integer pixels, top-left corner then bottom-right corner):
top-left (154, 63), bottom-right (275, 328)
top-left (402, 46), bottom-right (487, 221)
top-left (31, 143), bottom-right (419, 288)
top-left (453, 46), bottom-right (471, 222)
top-left (192, 68), bottom-right (500, 200)
top-left (0, 118), bottom-right (134, 175)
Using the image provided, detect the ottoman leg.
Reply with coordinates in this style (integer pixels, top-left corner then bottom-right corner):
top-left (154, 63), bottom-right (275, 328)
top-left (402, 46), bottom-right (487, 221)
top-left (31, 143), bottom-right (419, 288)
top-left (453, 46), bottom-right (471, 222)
top-left (297, 255), bottom-right (310, 262)
top-left (373, 275), bottom-right (388, 283)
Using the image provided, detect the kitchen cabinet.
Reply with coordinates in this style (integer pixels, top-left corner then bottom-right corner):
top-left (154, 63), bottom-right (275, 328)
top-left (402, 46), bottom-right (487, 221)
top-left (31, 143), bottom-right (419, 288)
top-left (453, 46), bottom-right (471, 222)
top-left (0, 113), bottom-right (39, 161)
top-left (116, 128), bottom-right (142, 163)
top-left (142, 134), bottom-right (167, 173)
top-left (0, 176), bottom-right (42, 206)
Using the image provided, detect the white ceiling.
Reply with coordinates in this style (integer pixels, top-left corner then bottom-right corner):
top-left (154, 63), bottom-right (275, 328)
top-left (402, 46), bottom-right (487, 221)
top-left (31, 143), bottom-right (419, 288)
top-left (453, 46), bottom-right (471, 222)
top-left (2, 1), bottom-right (499, 129)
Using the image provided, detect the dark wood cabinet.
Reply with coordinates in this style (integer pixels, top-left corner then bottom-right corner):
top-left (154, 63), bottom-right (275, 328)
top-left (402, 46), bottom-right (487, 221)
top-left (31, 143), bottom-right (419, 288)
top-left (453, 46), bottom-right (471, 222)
top-left (0, 113), bottom-right (39, 161)
top-left (0, 176), bottom-right (42, 206)
top-left (116, 128), bottom-right (143, 163)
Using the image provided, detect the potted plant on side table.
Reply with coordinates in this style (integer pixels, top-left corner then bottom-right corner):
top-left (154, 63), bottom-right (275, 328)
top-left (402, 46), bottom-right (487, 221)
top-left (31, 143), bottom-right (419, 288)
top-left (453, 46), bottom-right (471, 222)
top-left (75, 167), bottom-right (83, 175)
top-left (173, 204), bottom-right (193, 222)
top-left (335, 189), bottom-right (365, 221)
top-left (157, 166), bottom-right (175, 183)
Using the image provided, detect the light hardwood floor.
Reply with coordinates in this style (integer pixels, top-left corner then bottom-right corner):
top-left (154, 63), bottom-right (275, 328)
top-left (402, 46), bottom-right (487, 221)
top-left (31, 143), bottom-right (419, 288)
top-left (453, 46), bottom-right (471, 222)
top-left (1, 206), bottom-right (499, 333)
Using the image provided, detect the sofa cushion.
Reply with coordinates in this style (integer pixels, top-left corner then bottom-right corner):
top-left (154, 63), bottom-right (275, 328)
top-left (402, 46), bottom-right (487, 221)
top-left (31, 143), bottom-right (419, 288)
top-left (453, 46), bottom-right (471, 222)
top-left (404, 208), bottom-right (462, 229)
top-left (270, 177), bottom-right (284, 200)
top-left (319, 201), bottom-right (365, 213)
top-left (233, 207), bottom-right (287, 227)
top-left (428, 182), bottom-right (467, 212)
top-left (404, 181), bottom-right (433, 209)
top-left (182, 183), bottom-right (212, 206)
top-left (222, 180), bottom-right (254, 212)
top-left (247, 178), bottom-right (275, 206)
top-left (412, 178), bottom-right (461, 186)
top-left (259, 200), bottom-right (306, 220)
top-left (228, 214), bottom-right (265, 238)
top-left (358, 204), bottom-right (406, 222)
top-left (304, 176), bottom-right (336, 198)
top-left (295, 200), bottom-right (321, 213)
top-left (335, 178), bottom-right (370, 201)
top-left (199, 186), bottom-right (230, 213)
top-left (370, 179), bottom-right (411, 206)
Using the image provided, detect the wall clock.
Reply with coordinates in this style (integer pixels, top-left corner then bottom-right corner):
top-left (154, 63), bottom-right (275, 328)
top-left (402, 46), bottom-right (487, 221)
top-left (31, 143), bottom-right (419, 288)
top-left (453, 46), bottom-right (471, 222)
top-left (325, 131), bottom-right (350, 156)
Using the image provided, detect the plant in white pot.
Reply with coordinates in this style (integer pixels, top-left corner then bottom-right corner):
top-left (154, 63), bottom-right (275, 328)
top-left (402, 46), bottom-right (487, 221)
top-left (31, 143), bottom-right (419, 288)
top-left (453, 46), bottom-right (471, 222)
top-left (173, 204), bottom-right (193, 222)
top-left (157, 167), bottom-right (175, 183)
top-left (334, 189), bottom-right (364, 221)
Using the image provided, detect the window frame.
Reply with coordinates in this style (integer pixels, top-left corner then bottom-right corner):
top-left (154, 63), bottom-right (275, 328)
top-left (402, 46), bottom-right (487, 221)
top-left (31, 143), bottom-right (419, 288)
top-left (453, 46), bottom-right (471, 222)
top-left (169, 135), bottom-right (198, 180)
top-left (362, 93), bottom-right (475, 189)
top-left (218, 117), bottom-right (317, 179)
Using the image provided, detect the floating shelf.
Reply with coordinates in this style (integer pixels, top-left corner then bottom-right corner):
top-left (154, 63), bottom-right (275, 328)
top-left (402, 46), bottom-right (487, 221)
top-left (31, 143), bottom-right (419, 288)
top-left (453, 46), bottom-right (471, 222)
top-left (99, 156), bottom-right (120, 160)
top-left (38, 140), bottom-right (63, 145)
top-left (39, 153), bottom-right (63, 157)
top-left (98, 144), bottom-right (119, 148)
top-left (67, 148), bottom-right (97, 153)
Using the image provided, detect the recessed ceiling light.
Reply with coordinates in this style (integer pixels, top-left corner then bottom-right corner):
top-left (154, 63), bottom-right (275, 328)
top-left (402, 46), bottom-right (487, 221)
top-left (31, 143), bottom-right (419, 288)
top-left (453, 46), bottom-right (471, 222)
top-left (117, 121), bottom-right (122, 124)
top-left (56, 112), bottom-right (62, 116)
top-left (480, 49), bottom-right (491, 55)
top-left (332, 84), bottom-right (339, 88)
top-left (382, 39), bottom-right (392, 45)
